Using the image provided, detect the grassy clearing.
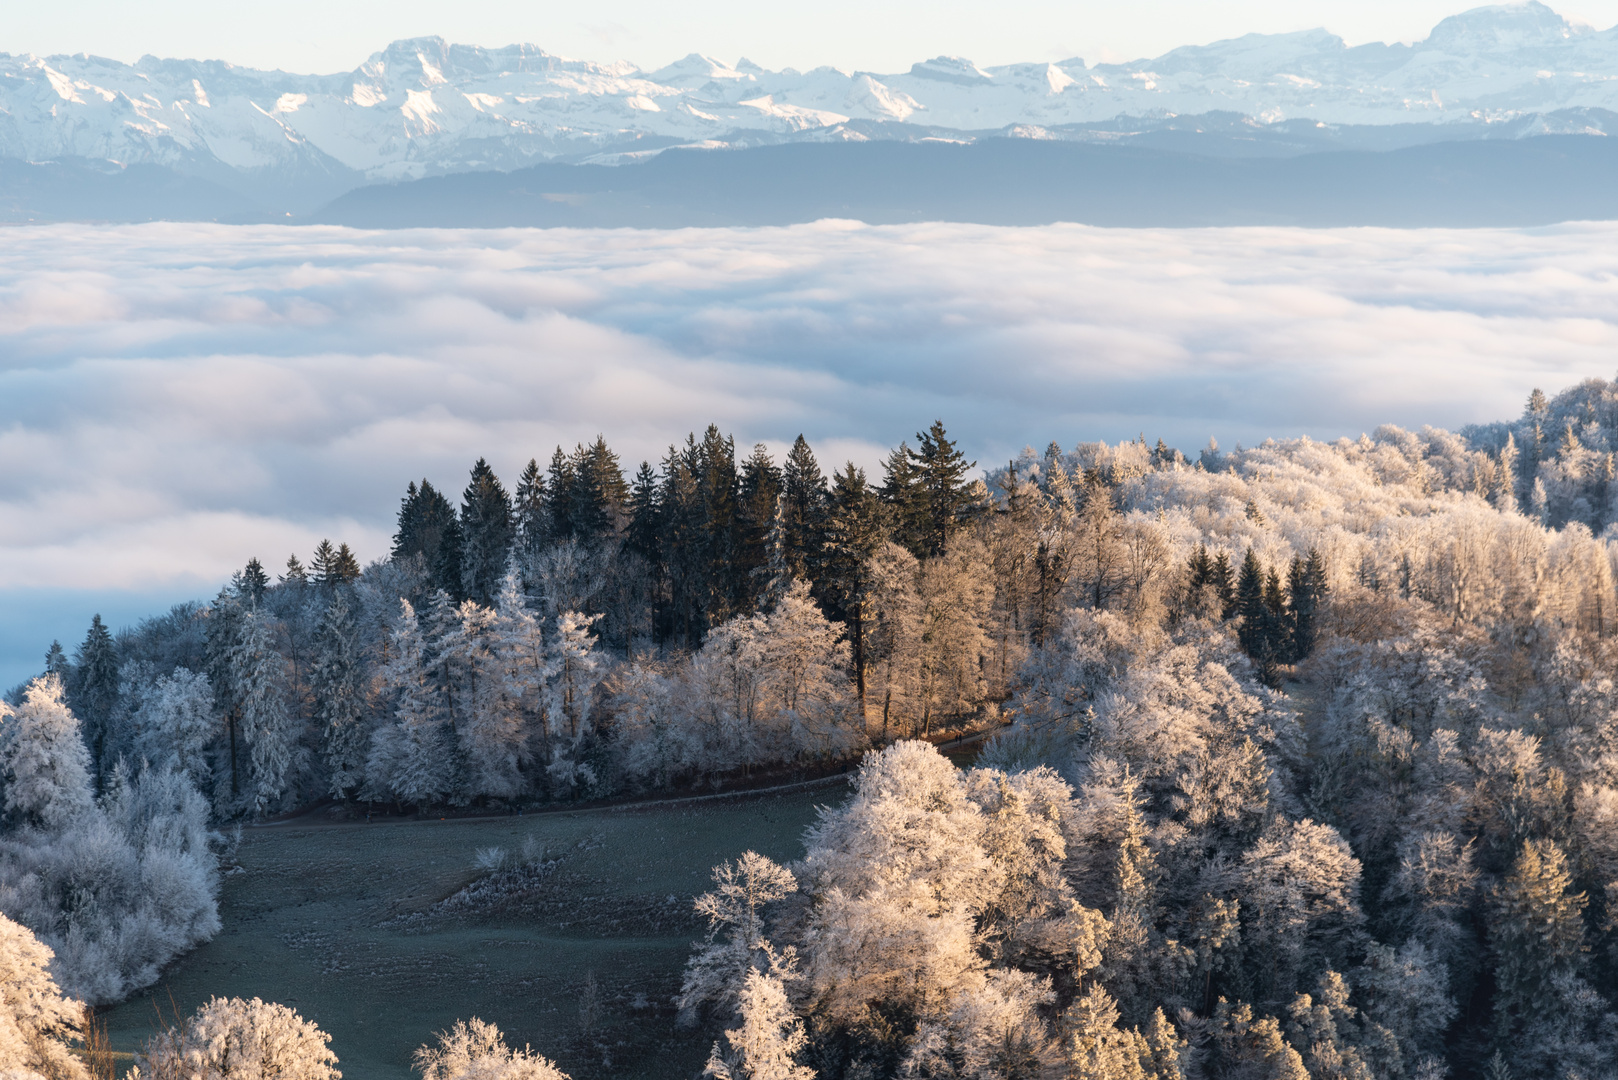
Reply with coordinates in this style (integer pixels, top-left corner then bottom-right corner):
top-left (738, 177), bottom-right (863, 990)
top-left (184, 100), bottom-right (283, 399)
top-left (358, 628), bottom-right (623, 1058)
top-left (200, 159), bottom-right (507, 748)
top-left (99, 784), bottom-right (841, 1080)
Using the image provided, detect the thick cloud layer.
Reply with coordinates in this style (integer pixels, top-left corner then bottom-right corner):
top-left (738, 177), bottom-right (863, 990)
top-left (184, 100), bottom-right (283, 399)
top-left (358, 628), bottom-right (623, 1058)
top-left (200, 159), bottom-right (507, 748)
top-left (3, 219), bottom-right (1616, 686)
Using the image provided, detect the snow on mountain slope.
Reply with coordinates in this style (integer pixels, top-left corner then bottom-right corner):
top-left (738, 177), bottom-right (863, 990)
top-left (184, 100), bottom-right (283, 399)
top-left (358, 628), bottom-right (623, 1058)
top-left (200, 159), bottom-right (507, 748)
top-left (2, 1), bottom-right (1616, 194)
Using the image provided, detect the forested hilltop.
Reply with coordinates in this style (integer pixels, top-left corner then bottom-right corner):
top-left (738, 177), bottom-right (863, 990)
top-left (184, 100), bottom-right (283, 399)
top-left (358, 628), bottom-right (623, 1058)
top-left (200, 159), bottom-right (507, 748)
top-left (10, 377), bottom-right (1618, 1077)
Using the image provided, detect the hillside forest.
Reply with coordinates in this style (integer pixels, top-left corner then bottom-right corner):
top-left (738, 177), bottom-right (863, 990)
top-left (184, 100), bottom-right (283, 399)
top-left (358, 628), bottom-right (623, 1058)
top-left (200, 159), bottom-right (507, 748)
top-left (10, 378), bottom-right (1618, 1078)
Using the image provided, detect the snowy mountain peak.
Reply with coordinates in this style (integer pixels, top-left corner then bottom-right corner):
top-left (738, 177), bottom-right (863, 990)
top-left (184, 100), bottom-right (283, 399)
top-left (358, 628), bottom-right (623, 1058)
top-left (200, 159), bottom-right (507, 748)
top-left (6, 1), bottom-right (1618, 211)
top-left (909, 56), bottom-right (995, 84)
top-left (1424, 1), bottom-right (1591, 50)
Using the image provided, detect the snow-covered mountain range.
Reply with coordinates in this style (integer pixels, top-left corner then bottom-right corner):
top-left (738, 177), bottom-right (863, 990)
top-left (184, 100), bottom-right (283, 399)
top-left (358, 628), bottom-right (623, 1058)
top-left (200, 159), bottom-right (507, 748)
top-left (4, 1), bottom-right (1618, 212)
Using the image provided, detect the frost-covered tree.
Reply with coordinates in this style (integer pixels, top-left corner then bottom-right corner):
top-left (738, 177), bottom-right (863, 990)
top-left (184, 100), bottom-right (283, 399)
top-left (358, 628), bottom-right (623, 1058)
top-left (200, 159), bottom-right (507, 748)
top-left (138, 997), bottom-right (339, 1080)
top-left (0, 677), bottom-right (93, 829)
top-left (704, 968), bottom-right (814, 1080)
top-left (132, 668), bottom-right (216, 787)
top-left (414, 1017), bottom-right (571, 1080)
top-left (679, 851), bottom-right (798, 1024)
top-left (366, 600), bottom-right (454, 808)
top-left (311, 589), bottom-right (367, 799)
top-left (0, 914), bottom-right (87, 1080)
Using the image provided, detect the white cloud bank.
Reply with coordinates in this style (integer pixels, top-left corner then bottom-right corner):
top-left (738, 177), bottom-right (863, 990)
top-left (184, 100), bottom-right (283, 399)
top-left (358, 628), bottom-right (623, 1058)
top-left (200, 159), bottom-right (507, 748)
top-left (3, 219), bottom-right (1616, 683)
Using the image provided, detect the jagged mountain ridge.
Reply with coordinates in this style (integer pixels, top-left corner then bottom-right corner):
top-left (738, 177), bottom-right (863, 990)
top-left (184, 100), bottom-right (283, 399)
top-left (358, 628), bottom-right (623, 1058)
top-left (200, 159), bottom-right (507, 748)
top-left (6, 1), bottom-right (1618, 218)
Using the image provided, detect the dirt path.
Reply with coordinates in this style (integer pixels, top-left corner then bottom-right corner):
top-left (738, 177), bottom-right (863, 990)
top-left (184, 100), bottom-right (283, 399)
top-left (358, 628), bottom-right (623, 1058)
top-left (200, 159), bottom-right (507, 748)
top-left (253, 726), bottom-right (999, 831)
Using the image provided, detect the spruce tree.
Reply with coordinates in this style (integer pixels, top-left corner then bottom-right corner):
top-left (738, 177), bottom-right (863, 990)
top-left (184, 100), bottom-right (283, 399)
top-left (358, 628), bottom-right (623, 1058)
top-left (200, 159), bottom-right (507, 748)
top-left (71, 614), bottom-right (118, 786)
top-left (332, 543), bottom-right (361, 584)
top-left (694, 426), bottom-right (739, 629)
top-left (512, 458), bottom-right (547, 562)
top-left (43, 640), bottom-right (68, 680)
top-left (625, 461), bottom-right (663, 565)
top-left (281, 554), bottom-right (308, 585)
top-left (736, 444), bottom-right (783, 600)
top-left (907, 420), bottom-right (976, 557)
top-left (393, 478), bottom-right (458, 594)
top-left (310, 540), bottom-right (339, 587)
top-left (823, 463), bottom-right (885, 710)
top-left (1489, 838), bottom-right (1586, 1039)
top-left (545, 447), bottom-right (576, 540)
top-left (570, 436), bottom-right (628, 539)
top-left (781, 434), bottom-right (830, 586)
top-left (1210, 551), bottom-right (1236, 619)
top-left (238, 558), bottom-right (270, 603)
top-left (459, 458), bottom-right (513, 606)
top-left (880, 441), bottom-right (922, 554)
top-left (1234, 550), bottom-right (1266, 657)
top-left (312, 590), bottom-right (366, 799)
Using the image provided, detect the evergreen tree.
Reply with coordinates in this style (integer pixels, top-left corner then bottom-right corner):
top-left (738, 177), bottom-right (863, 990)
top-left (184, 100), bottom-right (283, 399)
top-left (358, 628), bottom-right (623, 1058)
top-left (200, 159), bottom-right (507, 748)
top-left (513, 458), bottom-right (547, 561)
top-left (1210, 550), bottom-right (1236, 618)
top-left (310, 539), bottom-right (339, 585)
top-left (238, 558), bottom-right (270, 603)
top-left (393, 479), bottom-right (459, 594)
top-left (1489, 838), bottom-right (1586, 1038)
top-left (780, 435), bottom-right (830, 586)
top-left (570, 436), bottom-right (628, 539)
top-left (1235, 549), bottom-right (1276, 681)
top-left (71, 613), bottom-right (118, 786)
top-left (281, 554), bottom-right (308, 585)
top-left (823, 463), bottom-right (886, 710)
top-left (459, 458), bottom-right (514, 606)
top-left (907, 420), bottom-right (976, 557)
top-left (1497, 432), bottom-right (1521, 514)
top-left (693, 426), bottom-right (740, 630)
top-left (880, 440), bottom-right (923, 554)
top-left (43, 640), bottom-right (69, 681)
top-left (232, 605), bottom-right (294, 815)
top-left (1288, 548), bottom-right (1328, 662)
top-left (310, 540), bottom-right (359, 588)
top-left (737, 444), bottom-right (783, 601)
top-left (0, 675), bottom-right (94, 829)
top-left (205, 588), bottom-right (246, 801)
top-left (433, 515), bottom-right (465, 602)
top-left (546, 447), bottom-right (577, 540)
top-left (312, 590), bottom-right (366, 799)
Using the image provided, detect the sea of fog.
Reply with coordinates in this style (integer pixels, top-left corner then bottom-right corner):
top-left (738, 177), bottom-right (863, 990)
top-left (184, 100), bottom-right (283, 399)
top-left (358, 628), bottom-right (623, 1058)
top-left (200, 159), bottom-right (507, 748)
top-left (2, 219), bottom-right (1616, 688)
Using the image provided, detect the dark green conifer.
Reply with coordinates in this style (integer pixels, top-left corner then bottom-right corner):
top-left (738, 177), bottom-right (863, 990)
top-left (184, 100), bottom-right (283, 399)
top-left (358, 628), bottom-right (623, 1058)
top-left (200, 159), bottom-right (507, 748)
top-left (459, 458), bottom-right (513, 605)
top-left (72, 613), bottom-right (119, 785)
top-left (907, 420), bottom-right (976, 556)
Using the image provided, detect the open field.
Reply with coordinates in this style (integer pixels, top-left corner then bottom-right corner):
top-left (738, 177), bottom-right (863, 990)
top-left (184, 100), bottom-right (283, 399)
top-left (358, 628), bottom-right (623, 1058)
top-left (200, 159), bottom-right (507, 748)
top-left (99, 783), bottom-right (843, 1080)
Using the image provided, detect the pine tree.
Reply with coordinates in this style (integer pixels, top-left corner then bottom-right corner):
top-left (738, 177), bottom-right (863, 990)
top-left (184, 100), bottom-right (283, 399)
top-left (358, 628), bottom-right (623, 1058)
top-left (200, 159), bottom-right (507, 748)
top-left (459, 458), bottom-right (514, 606)
top-left (312, 590), bottom-right (366, 799)
top-left (694, 426), bottom-right (740, 629)
top-left (71, 613), bottom-right (118, 786)
top-left (908, 420), bottom-right (976, 557)
top-left (281, 554), bottom-right (308, 585)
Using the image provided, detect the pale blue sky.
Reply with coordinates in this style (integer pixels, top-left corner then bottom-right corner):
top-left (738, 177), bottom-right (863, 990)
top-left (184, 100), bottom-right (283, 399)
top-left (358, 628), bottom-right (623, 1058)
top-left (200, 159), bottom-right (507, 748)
top-left (10, 0), bottom-right (1618, 74)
